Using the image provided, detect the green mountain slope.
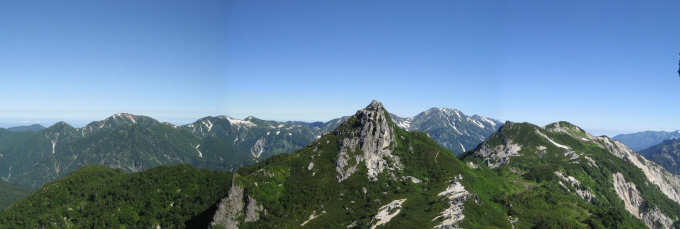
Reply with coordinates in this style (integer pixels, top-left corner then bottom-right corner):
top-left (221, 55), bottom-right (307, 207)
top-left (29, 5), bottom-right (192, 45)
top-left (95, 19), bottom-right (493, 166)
top-left (0, 180), bottom-right (31, 210)
top-left (181, 116), bottom-right (326, 159)
top-left (613, 130), bottom-right (680, 152)
top-left (0, 164), bottom-right (232, 228)
top-left (2, 101), bottom-right (680, 229)
top-left (0, 113), bottom-right (256, 189)
top-left (207, 102), bottom-right (680, 229)
top-left (460, 121), bottom-right (680, 228)
top-left (639, 138), bottom-right (680, 174)
top-left (0, 122), bottom-right (82, 184)
top-left (0, 128), bottom-right (35, 152)
top-left (11, 122), bottom-right (255, 189)
top-left (206, 101), bottom-right (514, 228)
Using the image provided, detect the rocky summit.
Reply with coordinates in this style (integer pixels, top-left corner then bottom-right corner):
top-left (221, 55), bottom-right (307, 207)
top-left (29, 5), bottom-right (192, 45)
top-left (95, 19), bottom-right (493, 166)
top-left (205, 101), bottom-right (680, 229)
top-left (3, 101), bottom-right (680, 228)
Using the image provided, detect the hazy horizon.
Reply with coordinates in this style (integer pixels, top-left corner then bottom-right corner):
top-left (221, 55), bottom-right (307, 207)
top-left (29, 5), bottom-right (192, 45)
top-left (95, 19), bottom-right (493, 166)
top-left (2, 1), bottom-right (679, 137)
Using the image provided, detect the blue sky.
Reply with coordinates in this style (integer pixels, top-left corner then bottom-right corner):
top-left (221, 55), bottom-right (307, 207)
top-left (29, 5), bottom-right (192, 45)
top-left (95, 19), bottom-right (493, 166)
top-left (1, 1), bottom-right (679, 136)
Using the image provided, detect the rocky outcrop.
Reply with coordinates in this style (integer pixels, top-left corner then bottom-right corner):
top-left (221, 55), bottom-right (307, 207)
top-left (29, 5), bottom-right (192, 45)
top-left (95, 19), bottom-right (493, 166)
top-left (210, 176), bottom-right (263, 229)
top-left (210, 183), bottom-right (245, 229)
top-left (432, 174), bottom-right (471, 229)
top-left (597, 137), bottom-right (680, 205)
top-left (642, 208), bottom-right (674, 229)
top-left (244, 196), bottom-right (262, 222)
top-left (555, 172), bottom-right (596, 203)
top-left (545, 122), bottom-right (680, 207)
top-left (334, 100), bottom-right (400, 182)
top-left (612, 172), bottom-right (674, 229)
top-left (612, 172), bottom-right (644, 218)
top-left (250, 137), bottom-right (267, 158)
top-left (473, 123), bottom-right (521, 169)
top-left (369, 198), bottom-right (406, 229)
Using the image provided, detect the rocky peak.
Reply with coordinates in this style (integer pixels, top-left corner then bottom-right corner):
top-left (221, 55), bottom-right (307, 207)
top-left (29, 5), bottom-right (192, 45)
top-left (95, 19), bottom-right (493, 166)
top-left (79, 113), bottom-right (159, 137)
top-left (542, 121), bottom-right (596, 140)
top-left (334, 100), bottom-right (400, 182)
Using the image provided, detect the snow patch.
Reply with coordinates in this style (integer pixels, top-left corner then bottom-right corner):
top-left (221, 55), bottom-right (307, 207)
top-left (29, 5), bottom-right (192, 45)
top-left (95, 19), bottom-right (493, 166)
top-left (581, 137), bottom-right (589, 142)
top-left (195, 144), bottom-right (202, 157)
top-left (471, 119), bottom-right (484, 128)
top-left (395, 118), bottom-right (412, 130)
top-left (479, 116), bottom-right (496, 125)
top-left (276, 131), bottom-right (280, 135)
top-left (537, 131), bottom-right (569, 149)
top-left (226, 116), bottom-right (255, 127)
top-left (203, 119), bottom-right (213, 131)
top-left (459, 143), bottom-right (465, 152)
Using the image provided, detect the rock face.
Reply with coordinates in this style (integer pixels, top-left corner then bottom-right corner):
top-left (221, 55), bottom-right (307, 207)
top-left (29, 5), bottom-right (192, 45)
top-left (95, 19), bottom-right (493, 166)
top-left (612, 172), bottom-right (674, 229)
top-left (597, 136), bottom-right (680, 205)
top-left (369, 198), bottom-right (406, 229)
top-left (472, 122), bottom-right (521, 169)
top-left (431, 174), bottom-right (472, 229)
top-left (334, 100), bottom-right (400, 182)
top-left (545, 122), bottom-right (680, 208)
top-left (210, 182), bottom-right (245, 229)
top-left (210, 176), bottom-right (262, 229)
top-left (555, 172), bottom-right (596, 203)
top-left (612, 172), bottom-right (644, 217)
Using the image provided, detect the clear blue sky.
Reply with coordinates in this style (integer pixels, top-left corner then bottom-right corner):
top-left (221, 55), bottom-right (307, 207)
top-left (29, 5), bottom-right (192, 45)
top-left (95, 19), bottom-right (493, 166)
top-left (1, 1), bottom-right (679, 136)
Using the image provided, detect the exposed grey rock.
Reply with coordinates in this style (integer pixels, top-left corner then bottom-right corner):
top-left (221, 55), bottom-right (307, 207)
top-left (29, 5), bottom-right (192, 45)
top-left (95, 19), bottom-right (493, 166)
top-left (612, 172), bottom-right (674, 229)
top-left (596, 137), bottom-right (680, 205)
top-left (307, 162), bottom-right (314, 170)
top-left (612, 172), bottom-right (644, 218)
top-left (432, 174), bottom-right (470, 229)
top-left (210, 175), bottom-right (262, 228)
top-left (335, 100), bottom-right (400, 182)
top-left (210, 179), bottom-right (245, 229)
top-left (369, 198), bottom-right (406, 229)
top-left (245, 196), bottom-right (263, 222)
top-left (473, 123), bottom-right (521, 169)
top-left (543, 122), bottom-right (680, 207)
top-left (642, 208), bottom-right (674, 229)
top-left (250, 137), bottom-right (267, 158)
top-left (555, 172), bottom-right (596, 203)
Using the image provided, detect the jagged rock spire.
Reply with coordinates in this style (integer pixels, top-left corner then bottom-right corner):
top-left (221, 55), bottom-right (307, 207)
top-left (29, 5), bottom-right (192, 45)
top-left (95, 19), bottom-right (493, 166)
top-left (335, 100), bottom-right (400, 182)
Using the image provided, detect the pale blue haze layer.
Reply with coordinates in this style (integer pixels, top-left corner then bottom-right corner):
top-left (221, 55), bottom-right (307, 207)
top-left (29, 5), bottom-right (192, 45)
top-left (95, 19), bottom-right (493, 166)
top-left (1, 1), bottom-right (679, 137)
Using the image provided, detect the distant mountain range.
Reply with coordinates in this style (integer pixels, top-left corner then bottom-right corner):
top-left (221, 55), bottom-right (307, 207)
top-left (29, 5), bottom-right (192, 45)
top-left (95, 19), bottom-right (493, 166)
top-left (6, 124), bottom-right (45, 132)
top-left (0, 107), bottom-right (499, 189)
top-left (613, 130), bottom-right (680, 151)
top-left (2, 101), bottom-right (680, 228)
top-left (639, 138), bottom-right (680, 174)
top-left (390, 107), bottom-right (502, 155)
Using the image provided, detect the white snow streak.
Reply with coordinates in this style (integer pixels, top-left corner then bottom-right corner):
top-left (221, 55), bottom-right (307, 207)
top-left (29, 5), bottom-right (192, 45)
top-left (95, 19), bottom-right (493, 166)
top-left (225, 116), bottom-right (255, 127)
top-left (195, 144), bottom-right (202, 157)
top-left (537, 131), bottom-right (569, 149)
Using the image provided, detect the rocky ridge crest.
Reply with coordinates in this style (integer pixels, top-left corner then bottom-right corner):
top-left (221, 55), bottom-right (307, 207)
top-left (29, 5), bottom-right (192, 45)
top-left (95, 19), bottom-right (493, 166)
top-left (334, 100), bottom-right (400, 181)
